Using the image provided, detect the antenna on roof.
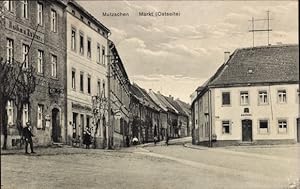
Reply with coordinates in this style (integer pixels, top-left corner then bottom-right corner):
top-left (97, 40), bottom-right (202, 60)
top-left (248, 10), bottom-right (272, 47)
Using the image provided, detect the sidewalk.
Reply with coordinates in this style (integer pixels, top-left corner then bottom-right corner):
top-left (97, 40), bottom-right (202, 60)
top-left (0, 145), bottom-right (118, 156)
top-left (141, 136), bottom-right (192, 147)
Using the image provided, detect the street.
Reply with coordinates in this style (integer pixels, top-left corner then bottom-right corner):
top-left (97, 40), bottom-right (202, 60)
top-left (1, 142), bottom-right (300, 189)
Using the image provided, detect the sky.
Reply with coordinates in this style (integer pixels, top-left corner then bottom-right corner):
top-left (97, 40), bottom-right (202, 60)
top-left (78, 0), bottom-right (298, 103)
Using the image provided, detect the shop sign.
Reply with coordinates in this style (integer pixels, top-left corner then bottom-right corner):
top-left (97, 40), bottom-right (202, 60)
top-left (5, 18), bottom-right (44, 43)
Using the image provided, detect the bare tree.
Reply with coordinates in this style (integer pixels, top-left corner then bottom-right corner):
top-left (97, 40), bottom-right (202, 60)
top-left (0, 57), bottom-right (36, 149)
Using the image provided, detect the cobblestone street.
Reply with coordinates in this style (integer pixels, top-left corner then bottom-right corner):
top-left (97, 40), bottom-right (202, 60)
top-left (1, 143), bottom-right (300, 189)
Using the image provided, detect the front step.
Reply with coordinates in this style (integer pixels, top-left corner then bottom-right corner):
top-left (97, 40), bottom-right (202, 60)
top-left (52, 142), bottom-right (64, 148)
top-left (238, 142), bottom-right (254, 146)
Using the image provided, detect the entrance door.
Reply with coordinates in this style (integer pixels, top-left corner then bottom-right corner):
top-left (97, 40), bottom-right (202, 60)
top-left (72, 113), bottom-right (78, 139)
top-left (52, 108), bottom-right (60, 142)
top-left (297, 118), bottom-right (300, 143)
top-left (242, 119), bottom-right (252, 142)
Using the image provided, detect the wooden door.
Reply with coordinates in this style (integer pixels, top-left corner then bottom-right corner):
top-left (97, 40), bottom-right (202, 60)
top-left (242, 119), bottom-right (252, 142)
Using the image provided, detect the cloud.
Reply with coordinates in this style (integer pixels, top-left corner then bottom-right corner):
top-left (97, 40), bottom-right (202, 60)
top-left (132, 74), bottom-right (207, 103)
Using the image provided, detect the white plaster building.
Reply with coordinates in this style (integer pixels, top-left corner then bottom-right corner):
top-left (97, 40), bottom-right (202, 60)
top-left (65, 0), bottom-right (110, 147)
top-left (191, 44), bottom-right (299, 146)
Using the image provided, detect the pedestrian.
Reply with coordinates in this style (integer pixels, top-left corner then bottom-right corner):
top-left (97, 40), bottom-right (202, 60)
top-left (132, 137), bottom-right (138, 145)
top-left (126, 136), bottom-right (130, 147)
top-left (23, 122), bottom-right (35, 154)
top-left (166, 134), bottom-right (169, 146)
top-left (154, 135), bottom-right (158, 145)
top-left (83, 126), bottom-right (92, 149)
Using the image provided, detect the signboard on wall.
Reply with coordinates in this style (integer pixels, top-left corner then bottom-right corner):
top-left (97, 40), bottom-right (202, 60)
top-left (5, 18), bottom-right (44, 43)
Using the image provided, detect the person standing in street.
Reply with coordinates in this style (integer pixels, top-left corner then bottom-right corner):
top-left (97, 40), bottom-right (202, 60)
top-left (83, 126), bottom-right (92, 149)
top-left (166, 134), bottom-right (169, 146)
top-left (23, 122), bottom-right (35, 154)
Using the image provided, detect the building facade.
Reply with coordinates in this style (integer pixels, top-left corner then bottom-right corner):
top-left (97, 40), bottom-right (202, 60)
top-left (65, 0), bottom-right (110, 148)
top-left (1, 0), bottom-right (67, 148)
top-left (191, 44), bottom-right (299, 146)
top-left (109, 41), bottom-right (131, 148)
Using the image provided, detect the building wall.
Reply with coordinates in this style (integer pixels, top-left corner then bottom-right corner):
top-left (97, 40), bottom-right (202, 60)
top-left (194, 92), bottom-right (210, 143)
top-left (1, 0), bottom-right (66, 148)
top-left (66, 7), bottom-right (108, 147)
top-left (212, 84), bottom-right (299, 144)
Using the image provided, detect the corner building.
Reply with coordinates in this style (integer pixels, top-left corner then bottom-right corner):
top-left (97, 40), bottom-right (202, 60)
top-left (0, 0), bottom-right (67, 148)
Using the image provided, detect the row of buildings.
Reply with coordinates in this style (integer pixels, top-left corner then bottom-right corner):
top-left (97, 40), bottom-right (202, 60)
top-left (190, 44), bottom-right (299, 146)
top-left (0, 0), bottom-right (190, 149)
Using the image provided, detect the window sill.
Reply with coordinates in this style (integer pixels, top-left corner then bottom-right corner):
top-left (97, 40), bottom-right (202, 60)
top-left (258, 103), bottom-right (269, 106)
top-left (50, 76), bottom-right (58, 80)
top-left (221, 105), bottom-right (231, 107)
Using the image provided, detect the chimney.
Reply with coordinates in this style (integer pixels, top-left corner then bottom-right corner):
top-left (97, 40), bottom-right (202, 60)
top-left (169, 95), bottom-right (174, 100)
top-left (224, 51), bottom-right (230, 63)
top-left (149, 89), bottom-right (152, 93)
top-left (157, 91), bottom-right (160, 94)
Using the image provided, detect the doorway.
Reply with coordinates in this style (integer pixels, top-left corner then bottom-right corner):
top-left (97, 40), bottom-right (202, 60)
top-left (242, 119), bottom-right (252, 142)
top-left (52, 108), bottom-right (61, 142)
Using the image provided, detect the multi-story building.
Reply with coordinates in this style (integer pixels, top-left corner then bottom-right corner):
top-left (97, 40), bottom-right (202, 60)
top-left (65, 0), bottom-right (110, 147)
top-left (130, 83), bottom-right (161, 143)
top-left (191, 44), bottom-right (299, 147)
top-left (0, 0), bottom-right (67, 148)
top-left (109, 41), bottom-right (131, 148)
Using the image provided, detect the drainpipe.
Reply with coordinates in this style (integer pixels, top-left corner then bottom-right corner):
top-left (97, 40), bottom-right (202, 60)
top-left (208, 89), bottom-right (212, 147)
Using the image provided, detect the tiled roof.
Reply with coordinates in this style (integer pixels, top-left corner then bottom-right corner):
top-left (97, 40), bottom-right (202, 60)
top-left (209, 44), bottom-right (299, 87)
top-left (148, 90), bottom-right (168, 112)
top-left (176, 99), bottom-right (191, 116)
top-left (130, 83), bottom-right (160, 111)
top-left (164, 97), bottom-right (188, 117)
top-left (155, 93), bottom-right (178, 114)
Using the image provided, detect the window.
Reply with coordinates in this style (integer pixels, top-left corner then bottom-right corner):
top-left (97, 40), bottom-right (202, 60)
top-left (297, 89), bottom-right (300, 103)
top-left (71, 28), bottom-right (76, 51)
top-left (37, 50), bottom-right (44, 73)
top-left (79, 33), bottom-right (84, 55)
top-left (6, 38), bottom-right (13, 63)
top-left (22, 103), bottom-right (29, 127)
top-left (72, 70), bottom-right (76, 89)
top-left (87, 75), bottom-right (91, 94)
top-left (4, 0), bottom-right (13, 12)
top-left (51, 55), bottom-right (57, 78)
top-left (278, 120), bottom-right (287, 133)
top-left (278, 90), bottom-right (287, 103)
top-left (259, 120), bottom-right (269, 134)
top-left (222, 92), bottom-right (230, 105)
top-left (51, 10), bottom-right (57, 32)
top-left (80, 72), bottom-right (84, 92)
top-left (97, 44), bottom-right (101, 63)
top-left (80, 15), bottom-right (84, 21)
top-left (97, 80), bottom-right (101, 96)
top-left (240, 91), bottom-right (249, 105)
top-left (102, 79), bottom-right (106, 95)
top-left (37, 3), bottom-right (43, 25)
top-left (87, 21), bottom-right (91, 26)
top-left (22, 44), bottom-right (29, 69)
top-left (222, 120), bottom-right (230, 134)
top-left (258, 91), bottom-right (268, 105)
top-left (87, 38), bottom-right (91, 58)
top-left (102, 46), bottom-right (105, 65)
top-left (72, 10), bottom-right (75, 15)
top-left (6, 100), bottom-right (14, 125)
top-left (22, 0), bottom-right (28, 18)
top-left (37, 104), bottom-right (44, 129)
